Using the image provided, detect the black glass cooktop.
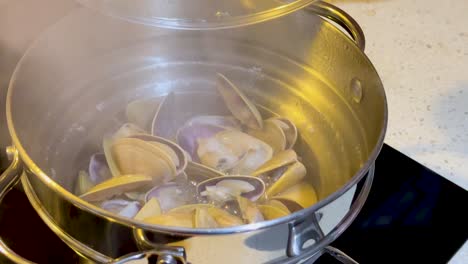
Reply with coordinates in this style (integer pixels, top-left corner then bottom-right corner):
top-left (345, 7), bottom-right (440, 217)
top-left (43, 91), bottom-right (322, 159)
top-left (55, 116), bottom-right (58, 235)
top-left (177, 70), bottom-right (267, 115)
top-left (0, 144), bottom-right (467, 263)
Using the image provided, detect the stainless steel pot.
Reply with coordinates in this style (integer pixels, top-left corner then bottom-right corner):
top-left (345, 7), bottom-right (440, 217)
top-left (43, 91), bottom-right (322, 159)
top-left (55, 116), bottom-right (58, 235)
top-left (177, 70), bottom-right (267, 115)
top-left (0, 2), bottom-right (387, 263)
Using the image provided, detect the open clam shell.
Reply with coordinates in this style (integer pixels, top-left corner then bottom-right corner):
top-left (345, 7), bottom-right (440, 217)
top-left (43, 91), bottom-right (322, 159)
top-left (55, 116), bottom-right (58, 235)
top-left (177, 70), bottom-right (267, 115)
top-left (197, 176), bottom-right (265, 202)
top-left (185, 115), bottom-right (241, 130)
top-left (266, 161), bottom-right (306, 197)
top-left (101, 199), bottom-right (141, 218)
top-left (151, 92), bottom-right (177, 139)
top-left (129, 134), bottom-right (188, 175)
top-left (176, 123), bottom-right (225, 162)
top-left (258, 204), bottom-right (289, 220)
top-left (134, 198), bottom-right (162, 221)
top-left (236, 196), bottom-right (264, 223)
top-left (80, 174), bottom-right (152, 202)
top-left (247, 119), bottom-right (287, 154)
top-left (89, 153), bottom-right (112, 184)
top-left (252, 149), bottom-right (298, 177)
top-left (195, 207), bottom-right (219, 228)
top-left (272, 182), bottom-right (318, 212)
top-left (216, 73), bottom-right (263, 130)
top-left (113, 123), bottom-right (147, 140)
top-left (185, 161), bottom-right (225, 183)
top-left (145, 182), bottom-right (191, 212)
top-left (197, 130), bottom-right (273, 174)
top-left (270, 117), bottom-right (298, 149)
top-left (108, 137), bottom-right (177, 184)
top-left (143, 212), bottom-right (194, 228)
top-left (126, 98), bottom-right (162, 131)
top-left (207, 207), bottom-right (244, 227)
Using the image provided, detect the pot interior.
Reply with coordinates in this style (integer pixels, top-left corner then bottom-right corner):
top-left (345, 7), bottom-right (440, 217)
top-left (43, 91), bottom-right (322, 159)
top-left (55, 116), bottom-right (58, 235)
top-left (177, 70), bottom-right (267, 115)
top-left (7, 8), bottom-right (386, 221)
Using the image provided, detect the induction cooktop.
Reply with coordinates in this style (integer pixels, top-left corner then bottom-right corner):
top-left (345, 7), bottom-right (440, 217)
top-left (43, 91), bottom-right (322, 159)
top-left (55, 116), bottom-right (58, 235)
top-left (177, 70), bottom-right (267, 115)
top-left (0, 144), bottom-right (467, 263)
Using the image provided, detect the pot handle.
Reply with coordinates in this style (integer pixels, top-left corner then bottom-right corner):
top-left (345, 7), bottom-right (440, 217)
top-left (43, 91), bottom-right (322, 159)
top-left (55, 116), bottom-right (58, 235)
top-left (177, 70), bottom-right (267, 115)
top-left (308, 1), bottom-right (366, 51)
top-left (0, 146), bottom-right (35, 264)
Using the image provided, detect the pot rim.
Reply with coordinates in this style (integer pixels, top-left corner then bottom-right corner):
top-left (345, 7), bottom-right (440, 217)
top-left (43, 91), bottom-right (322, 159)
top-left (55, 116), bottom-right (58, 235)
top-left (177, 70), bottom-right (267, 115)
top-left (5, 15), bottom-right (388, 236)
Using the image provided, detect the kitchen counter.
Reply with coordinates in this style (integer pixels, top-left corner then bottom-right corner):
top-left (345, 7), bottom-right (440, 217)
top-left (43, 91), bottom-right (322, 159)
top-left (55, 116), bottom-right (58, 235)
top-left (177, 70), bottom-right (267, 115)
top-left (1, 0), bottom-right (467, 263)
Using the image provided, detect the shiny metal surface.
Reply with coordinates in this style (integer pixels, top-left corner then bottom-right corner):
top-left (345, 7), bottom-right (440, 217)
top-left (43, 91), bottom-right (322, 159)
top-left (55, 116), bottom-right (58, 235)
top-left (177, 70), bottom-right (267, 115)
top-left (4, 1), bottom-right (387, 263)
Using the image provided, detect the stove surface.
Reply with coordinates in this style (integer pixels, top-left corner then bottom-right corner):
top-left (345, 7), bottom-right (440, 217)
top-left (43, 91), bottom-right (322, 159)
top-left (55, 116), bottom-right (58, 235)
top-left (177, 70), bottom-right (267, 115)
top-left (0, 144), bottom-right (467, 263)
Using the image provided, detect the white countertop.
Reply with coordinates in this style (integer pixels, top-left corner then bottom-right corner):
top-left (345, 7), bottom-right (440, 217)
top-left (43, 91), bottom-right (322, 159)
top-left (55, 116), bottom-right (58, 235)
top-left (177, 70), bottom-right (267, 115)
top-left (1, 0), bottom-right (467, 263)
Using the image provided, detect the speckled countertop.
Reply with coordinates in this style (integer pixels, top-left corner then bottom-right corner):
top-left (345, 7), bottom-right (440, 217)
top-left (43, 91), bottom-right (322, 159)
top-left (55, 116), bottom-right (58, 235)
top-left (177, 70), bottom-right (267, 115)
top-left (328, 0), bottom-right (468, 263)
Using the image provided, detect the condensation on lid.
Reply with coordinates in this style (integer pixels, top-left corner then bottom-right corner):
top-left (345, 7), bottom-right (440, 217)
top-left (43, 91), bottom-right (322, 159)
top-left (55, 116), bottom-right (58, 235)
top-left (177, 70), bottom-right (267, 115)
top-left (77, 0), bottom-right (318, 29)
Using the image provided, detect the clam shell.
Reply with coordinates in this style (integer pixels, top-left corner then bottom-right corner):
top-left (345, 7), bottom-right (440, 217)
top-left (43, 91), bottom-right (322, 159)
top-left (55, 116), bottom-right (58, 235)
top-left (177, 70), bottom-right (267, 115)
top-left (75, 170), bottom-right (94, 195)
top-left (216, 73), bottom-right (263, 130)
top-left (185, 115), bottom-right (241, 130)
top-left (103, 137), bottom-right (121, 177)
top-left (264, 199), bottom-right (291, 214)
top-left (101, 199), bottom-right (141, 218)
top-left (270, 117), bottom-right (298, 149)
top-left (89, 153), bottom-right (112, 184)
top-left (143, 212), bottom-right (194, 228)
top-left (266, 161), bottom-right (306, 197)
top-left (195, 207), bottom-right (219, 228)
top-left (273, 182), bottom-right (318, 212)
top-left (126, 98), bottom-right (162, 131)
top-left (247, 119), bottom-right (286, 154)
top-left (207, 207), bottom-right (244, 227)
top-left (129, 134), bottom-right (188, 175)
top-left (124, 191), bottom-right (146, 203)
top-left (169, 204), bottom-right (214, 214)
top-left (113, 123), bottom-right (146, 139)
top-left (134, 198), bottom-right (162, 220)
top-left (176, 123), bottom-right (225, 162)
top-left (252, 149), bottom-right (298, 177)
top-left (145, 183), bottom-right (190, 212)
top-left (258, 204), bottom-right (289, 220)
top-left (185, 161), bottom-right (225, 183)
top-left (197, 130), bottom-right (273, 174)
top-left (151, 92), bottom-right (177, 139)
top-left (111, 137), bottom-right (177, 184)
top-left (80, 174), bottom-right (152, 202)
top-left (197, 176), bottom-right (265, 202)
top-left (237, 196), bottom-right (264, 223)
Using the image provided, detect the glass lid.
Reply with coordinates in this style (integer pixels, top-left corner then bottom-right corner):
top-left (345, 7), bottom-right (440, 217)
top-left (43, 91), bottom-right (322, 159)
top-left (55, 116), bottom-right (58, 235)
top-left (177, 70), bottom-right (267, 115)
top-left (77, 0), bottom-right (318, 29)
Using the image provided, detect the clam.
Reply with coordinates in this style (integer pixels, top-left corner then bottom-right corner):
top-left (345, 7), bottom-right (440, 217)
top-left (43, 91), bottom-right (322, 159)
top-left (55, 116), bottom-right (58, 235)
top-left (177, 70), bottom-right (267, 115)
top-left (80, 174), bottom-right (152, 202)
top-left (129, 134), bottom-right (188, 175)
top-left (269, 117), bottom-right (298, 149)
top-left (266, 161), bottom-right (306, 197)
top-left (75, 170), bottom-right (94, 195)
top-left (143, 212), bottom-right (194, 228)
top-left (236, 196), bottom-right (264, 223)
top-left (258, 204), bottom-right (289, 220)
top-left (89, 153), bottom-right (112, 184)
top-left (134, 197), bottom-right (162, 220)
top-left (126, 98), bottom-right (162, 131)
top-left (197, 176), bottom-right (265, 202)
top-left (185, 161), bottom-right (225, 183)
top-left (124, 191), bottom-right (146, 203)
top-left (194, 207), bottom-right (219, 228)
top-left (185, 115), bottom-right (241, 130)
top-left (247, 119), bottom-right (287, 154)
top-left (216, 73), bottom-right (263, 130)
top-left (272, 182), bottom-right (318, 212)
top-left (264, 199), bottom-right (291, 214)
top-left (113, 123), bottom-right (147, 140)
top-left (101, 199), bottom-right (141, 218)
top-left (197, 130), bottom-right (273, 174)
top-left (106, 137), bottom-right (177, 184)
top-left (176, 123), bottom-right (225, 162)
top-left (151, 92), bottom-right (177, 139)
top-left (252, 149), bottom-right (298, 177)
top-left (207, 207), bottom-right (244, 227)
top-left (145, 182), bottom-right (191, 212)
